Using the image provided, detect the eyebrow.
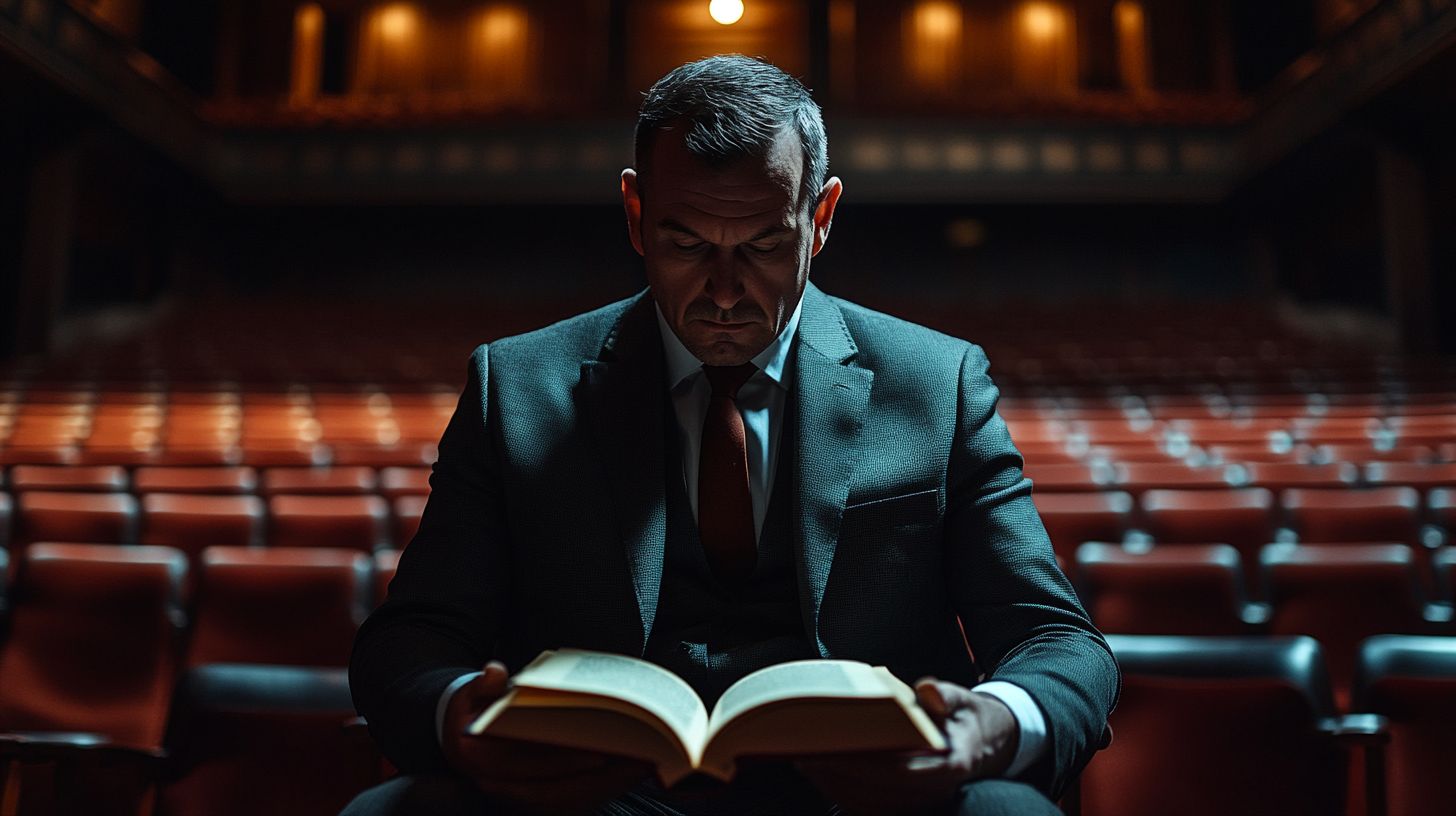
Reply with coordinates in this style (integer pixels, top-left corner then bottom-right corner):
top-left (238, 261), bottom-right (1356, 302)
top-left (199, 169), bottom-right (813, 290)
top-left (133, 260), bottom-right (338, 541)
top-left (657, 219), bottom-right (793, 243)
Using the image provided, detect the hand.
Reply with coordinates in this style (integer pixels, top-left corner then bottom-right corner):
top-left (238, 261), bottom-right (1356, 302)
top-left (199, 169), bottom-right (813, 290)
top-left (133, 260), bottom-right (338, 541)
top-left (442, 661), bottom-right (653, 816)
top-left (795, 678), bottom-right (1020, 816)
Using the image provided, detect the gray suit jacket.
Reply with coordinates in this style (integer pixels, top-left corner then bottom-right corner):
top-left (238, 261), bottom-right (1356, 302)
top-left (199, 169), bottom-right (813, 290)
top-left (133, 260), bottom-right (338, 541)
top-left (350, 284), bottom-right (1118, 797)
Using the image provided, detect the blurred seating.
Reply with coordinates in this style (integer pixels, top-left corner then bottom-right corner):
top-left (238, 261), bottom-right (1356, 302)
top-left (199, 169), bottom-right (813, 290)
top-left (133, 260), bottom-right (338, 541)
top-left (1139, 488), bottom-right (1275, 582)
top-left (378, 467), bottom-right (431, 499)
top-left (139, 494), bottom-right (266, 562)
top-left (1031, 491), bottom-right (1133, 563)
top-left (160, 664), bottom-right (382, 816)
top-left (1113, 462), bottom-right (1243, 494)
top-left (15, 491), bottom-right (139, 548)
top-left (0, 543), bottom-right (186, 813)
top-left (392, 496), bottom-right (427, 550)
top-left (260, 467), bottom-right (378, 496)
top-left (1080, 635), bottom-right (1360, 816)
top-left (1353, 635), bottom-right (1456, 816)
top-left (1281, 487), bottom-right (1423, 546)
top-left (1244, 462), bottom-right (1359, 490)
top-left (1261, 543), bottom-right (1442, 710)
top-left (9, 464), bottom-right (129, 493)
top-left (374, 549), bottom-right (400, 606)
top-left (1023, 463), bottom-right (1114, 492)
top-left (133, 466), bottom-right (258, 495)
top-left (267, 495), bottom-right (391, 551)
top-left (185, 546), bottom-right (370, 667)
top-left (0, 492), bottom-right (10, 553)
top-left (330, 442), bottom-right (437, 468)
top-left (1311, 444), bottom-right (1433, 465)
top-left (1363, 462), bottom-right (1456, 491)
top-left (1076, 543), bottom-right (1263, 635)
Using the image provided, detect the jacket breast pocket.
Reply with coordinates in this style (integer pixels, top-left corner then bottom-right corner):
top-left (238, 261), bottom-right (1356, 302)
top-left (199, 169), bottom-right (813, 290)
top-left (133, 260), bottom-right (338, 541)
top-left (842, 489), bottom-right (941, 531)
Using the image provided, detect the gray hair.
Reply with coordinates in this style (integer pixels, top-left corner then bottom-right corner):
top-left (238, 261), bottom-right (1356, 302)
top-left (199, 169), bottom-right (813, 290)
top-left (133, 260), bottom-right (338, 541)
top-left (634, 56), bottom-right (828, 210)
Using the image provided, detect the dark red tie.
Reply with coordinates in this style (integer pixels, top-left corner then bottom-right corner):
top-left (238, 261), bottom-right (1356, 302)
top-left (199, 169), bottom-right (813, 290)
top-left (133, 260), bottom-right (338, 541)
top-left (698, 363), bottom-right (759, 583)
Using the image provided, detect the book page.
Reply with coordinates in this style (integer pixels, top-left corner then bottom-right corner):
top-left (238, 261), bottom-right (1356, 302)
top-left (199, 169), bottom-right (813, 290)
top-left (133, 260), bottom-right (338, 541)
top-left (707, 659), bottom-right (899, 736)
top-left (507, 649), bottom-right (710, 755)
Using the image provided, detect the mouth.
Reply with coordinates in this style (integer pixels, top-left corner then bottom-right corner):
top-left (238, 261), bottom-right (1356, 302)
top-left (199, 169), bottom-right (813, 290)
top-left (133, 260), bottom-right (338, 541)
top-left (697, 319), bottom-right (755, 331)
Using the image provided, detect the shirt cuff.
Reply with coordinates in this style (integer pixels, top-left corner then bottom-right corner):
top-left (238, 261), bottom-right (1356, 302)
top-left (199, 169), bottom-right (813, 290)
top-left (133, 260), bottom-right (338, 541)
top-left (436, 671), bottom-right (483, 745)
top-left (971, 680), bottom-right (1048, 779)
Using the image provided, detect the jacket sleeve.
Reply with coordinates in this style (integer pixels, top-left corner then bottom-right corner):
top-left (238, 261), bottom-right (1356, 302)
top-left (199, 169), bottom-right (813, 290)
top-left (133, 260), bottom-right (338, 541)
top-left (349, 344), bottom-right (514, 773)
top-left (941, 344), bottom-right (1119, 799)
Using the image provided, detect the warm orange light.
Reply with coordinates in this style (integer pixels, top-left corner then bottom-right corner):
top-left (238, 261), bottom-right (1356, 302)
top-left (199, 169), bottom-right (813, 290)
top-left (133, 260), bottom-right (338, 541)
top-left (1114, 0), bottom-right (1149, 92)
top-left (709, 0), bottom-right (744, 25)
top-left (1021, 2), bottom-right (1062, 40)
top-left (477, 5), bottom-right (526, 48)
top-left (377, 3), bottom-right (419, 41)
top-left (289, 3), bottom-right (324, 105)
top-left (907, 1), bottom-right (962, 90)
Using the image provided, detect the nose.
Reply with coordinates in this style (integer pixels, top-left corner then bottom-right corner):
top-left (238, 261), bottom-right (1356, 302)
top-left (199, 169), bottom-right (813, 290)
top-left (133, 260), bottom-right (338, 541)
top-left (703, 248), bottom-right (746, 311)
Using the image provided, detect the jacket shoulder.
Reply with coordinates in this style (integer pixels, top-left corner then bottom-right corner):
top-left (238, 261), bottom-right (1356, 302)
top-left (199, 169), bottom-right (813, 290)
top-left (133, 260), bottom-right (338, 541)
top-left (485, 294), bottom-right (641, 369)
top-left (828, 296), bottom-right (983, 371)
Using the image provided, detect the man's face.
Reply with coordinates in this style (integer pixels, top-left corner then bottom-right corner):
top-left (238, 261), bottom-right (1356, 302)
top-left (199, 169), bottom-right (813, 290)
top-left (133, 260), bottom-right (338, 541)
top-left (622, 125), bottom-right (842, 366)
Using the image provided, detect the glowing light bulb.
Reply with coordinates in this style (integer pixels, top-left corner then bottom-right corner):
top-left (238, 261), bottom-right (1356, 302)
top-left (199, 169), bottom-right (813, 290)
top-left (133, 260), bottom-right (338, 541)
top-left (1022, 2), bottom-right (1060, 40)
top-left (709, 0), bottom-right (744, 25)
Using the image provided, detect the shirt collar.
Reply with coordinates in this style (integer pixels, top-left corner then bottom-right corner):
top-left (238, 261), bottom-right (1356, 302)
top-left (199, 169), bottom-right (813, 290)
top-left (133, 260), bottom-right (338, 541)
top-left (655, 296), bottom-right (804, 391)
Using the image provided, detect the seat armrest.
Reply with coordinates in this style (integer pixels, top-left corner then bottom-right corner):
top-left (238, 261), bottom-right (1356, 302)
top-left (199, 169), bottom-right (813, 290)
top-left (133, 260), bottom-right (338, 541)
top-left (0, 732), bottom-right (167, 763)
top-left (1240, 602), bottom-right (1272, 626)
top-left (1318, 714), bottom-right (1390, 748)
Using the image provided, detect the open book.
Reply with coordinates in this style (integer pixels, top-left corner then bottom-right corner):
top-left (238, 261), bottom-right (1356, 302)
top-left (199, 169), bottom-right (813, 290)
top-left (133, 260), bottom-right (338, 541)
top-left (468, 649), bottom-right (947, 786)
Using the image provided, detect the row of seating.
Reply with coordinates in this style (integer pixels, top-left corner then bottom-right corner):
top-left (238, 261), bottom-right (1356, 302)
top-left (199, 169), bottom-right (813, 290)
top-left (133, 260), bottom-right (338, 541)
top-left (0, 464), bottom-right (432, 497)
top-left (0, 389), bottom-right (456, 468)
top-left (1024, 459), bottom-right (1456, 493)
top-left (1068, 540), bottom-right (1455, 711)
top-left (0, 542), bottom-right (401, 815)
top-left (1079, 634), bottom-right (1456, 816)
top-left (1034, 486), bottom-right (1454, 561)
top-left (0, 490), bottom-right (426, 559)
top-left (4, 537), bottom-right (1454, 816)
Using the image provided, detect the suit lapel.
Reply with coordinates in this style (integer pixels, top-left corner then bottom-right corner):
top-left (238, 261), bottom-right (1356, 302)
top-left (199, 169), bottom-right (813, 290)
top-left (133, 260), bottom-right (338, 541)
top-left (578, 293), bottom-right (668, 656)
top-left (792, 285), bottom-right (874, 656)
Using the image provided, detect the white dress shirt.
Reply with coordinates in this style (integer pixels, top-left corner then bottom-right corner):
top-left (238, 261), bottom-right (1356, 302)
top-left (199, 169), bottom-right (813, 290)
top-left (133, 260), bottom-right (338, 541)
top-left (439, 296), bottom-right (1048, 779)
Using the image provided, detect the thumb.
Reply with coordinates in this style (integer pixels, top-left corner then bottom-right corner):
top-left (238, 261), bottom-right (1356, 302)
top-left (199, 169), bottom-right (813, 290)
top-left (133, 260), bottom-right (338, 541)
top-left (463, 660), bottom-right (510, 709)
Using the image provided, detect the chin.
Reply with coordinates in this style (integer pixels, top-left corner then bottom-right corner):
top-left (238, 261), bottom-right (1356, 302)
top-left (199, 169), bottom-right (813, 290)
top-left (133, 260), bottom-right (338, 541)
top-left (690, 338), bottom-right (758, 367)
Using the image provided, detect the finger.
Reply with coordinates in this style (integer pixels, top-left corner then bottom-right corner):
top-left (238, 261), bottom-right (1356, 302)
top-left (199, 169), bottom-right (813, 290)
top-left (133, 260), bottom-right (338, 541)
top-left (914, 678), bottom-right (948, 724)
top-left (477, 660), bottom-right (510, 697)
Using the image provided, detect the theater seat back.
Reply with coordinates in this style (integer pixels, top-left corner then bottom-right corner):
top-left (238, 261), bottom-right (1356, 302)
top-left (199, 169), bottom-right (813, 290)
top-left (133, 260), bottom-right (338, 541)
top-left (0, 543), bottom-right (186, 750)
top-left (1081, 635), bottom-right (1342, 816)
top-left (1354, 635), bottom-right (1456, 816)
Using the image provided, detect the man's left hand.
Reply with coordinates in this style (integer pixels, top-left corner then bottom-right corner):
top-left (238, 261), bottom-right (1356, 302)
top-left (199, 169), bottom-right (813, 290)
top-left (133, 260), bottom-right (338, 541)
top-left (796, 679), bottom-right (1019, 816)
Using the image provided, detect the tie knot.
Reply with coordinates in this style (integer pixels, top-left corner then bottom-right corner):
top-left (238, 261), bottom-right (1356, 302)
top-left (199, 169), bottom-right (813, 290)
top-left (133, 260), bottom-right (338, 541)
top-left (702, 363), bottom-right (758, 399)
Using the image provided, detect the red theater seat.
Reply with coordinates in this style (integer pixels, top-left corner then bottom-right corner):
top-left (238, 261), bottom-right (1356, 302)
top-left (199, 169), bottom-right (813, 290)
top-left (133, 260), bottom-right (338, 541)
top-left (1139, 488), bottom-right (1275, 572)
top-left (1024, 463), bottom-right (1114, 492)
top-left (1363, 462), bottom-right (1456, 491)
top-left (1031, 491), bottom-right (1132, 562)
top-left (132, 466), bottom-right (258, 495)
top-left (1434, 489), bottom-right (1456, 535)
top-left (0, 543), bottom-right (185, 749)
top-left (1076, 543), bottom-right (1262, 635)
top-left (330, 442), bottom-right (437, 468)
top-left (161, 664), bottom-right (382, 816)
top-left (186, 546), bottom-right (370, 667)
top-left (8, 464), bottom-right (128, 493)
top-left (260, 467), bottom-right (378, 496)
top-left (378, 467), bottom-right (432, 499)
top-left (1436, 548), bottom-right (1455, 602)
top-left (1312, 444), bottom-right (1433, 465)
top-left (15, 491), bottom-right (139, 547)
top-left (1081, 635), bottom-right (1350, 816)
top-left (267, 495), bottom-right (390, 552)
top-left (1244, 461), bottom-right (1359, 490)
top-left (1281, 487), bottom-right (1422, 545)
top-left (139, 494), bottom-right (265, 562)
top-left (1112, 462), bottom-right (1243, 494)
top-left (392, 495), bottom-right (428, 549)
top-left (0, 492), bottom-right (11, 552)
top-left (1262, 543), bottom-right (1437, 710)
top-left (1354, 635), bottom-right (1456, 816)
top-left (374, 549), bottom-right (400, 606)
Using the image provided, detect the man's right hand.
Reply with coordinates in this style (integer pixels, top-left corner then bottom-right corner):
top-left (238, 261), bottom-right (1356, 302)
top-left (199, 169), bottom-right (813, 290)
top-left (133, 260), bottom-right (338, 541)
top-left (441, 660), bottom-right (653, 816)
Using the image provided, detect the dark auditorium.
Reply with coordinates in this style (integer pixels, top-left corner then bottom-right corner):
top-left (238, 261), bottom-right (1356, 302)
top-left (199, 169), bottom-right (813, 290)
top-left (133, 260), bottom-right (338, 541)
top-left (1, 1), bottom-right (1454, 814)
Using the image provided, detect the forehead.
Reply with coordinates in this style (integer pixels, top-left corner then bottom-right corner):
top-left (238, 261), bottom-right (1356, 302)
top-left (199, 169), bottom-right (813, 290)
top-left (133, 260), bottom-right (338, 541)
top-left (644, 125), bottom-right (805, 223)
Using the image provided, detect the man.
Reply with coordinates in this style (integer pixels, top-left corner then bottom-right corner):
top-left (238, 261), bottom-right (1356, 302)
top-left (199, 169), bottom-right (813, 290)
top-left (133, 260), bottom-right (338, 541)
top-left (345, 56), bottom-right (1117, 816)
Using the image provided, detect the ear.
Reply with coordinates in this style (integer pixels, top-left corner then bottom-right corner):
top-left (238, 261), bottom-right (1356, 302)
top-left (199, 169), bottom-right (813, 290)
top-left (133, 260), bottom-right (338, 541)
top-left (621, 169), bottom-right (644, 256)
top-left (810, 177), bottom-right (843, 258)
